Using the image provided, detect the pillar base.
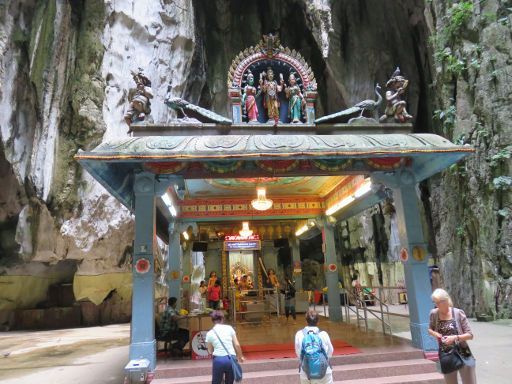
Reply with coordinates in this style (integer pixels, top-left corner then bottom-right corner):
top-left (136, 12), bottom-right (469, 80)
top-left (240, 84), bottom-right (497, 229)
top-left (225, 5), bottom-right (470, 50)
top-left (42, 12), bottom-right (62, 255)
top-left (129, 340), bottom-right (157, 370)
top-left (328, 305), bottom-right (342, 321)
top-left (410, 321), bottom-right (438, 352)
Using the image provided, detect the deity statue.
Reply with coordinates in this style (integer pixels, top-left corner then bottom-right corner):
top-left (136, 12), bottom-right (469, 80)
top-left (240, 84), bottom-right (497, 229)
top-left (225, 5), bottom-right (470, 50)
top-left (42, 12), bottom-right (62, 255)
top-left (284, 73), bottom-right (305, 123)
top-left (259, 68), bottom-right (284, 123)
top-left (124, 68), bottom-right (153, 132)
top-left (241, 70), bottom-right (259, 123)
top-left (379, 67), bottom-right (412, 123)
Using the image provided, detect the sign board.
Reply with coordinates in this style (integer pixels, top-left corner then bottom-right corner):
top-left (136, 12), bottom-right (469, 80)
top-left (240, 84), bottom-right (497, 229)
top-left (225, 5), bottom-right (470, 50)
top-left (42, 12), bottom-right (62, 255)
top-left (225, 234), bottom-right (260, 241)
top-left (224, 240), bottom-right (261, 251)
top-left (191, 331), bottom-right (211, 360)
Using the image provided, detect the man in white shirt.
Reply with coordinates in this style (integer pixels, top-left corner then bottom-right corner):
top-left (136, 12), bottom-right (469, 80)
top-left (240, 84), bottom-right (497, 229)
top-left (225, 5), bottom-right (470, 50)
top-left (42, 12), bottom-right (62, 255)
top-left (295, 309), bottom-right (334, 384)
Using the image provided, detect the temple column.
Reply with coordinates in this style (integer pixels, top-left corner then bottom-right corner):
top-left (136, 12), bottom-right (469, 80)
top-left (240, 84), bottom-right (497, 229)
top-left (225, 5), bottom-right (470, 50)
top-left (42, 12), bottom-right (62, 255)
top-left (374, 172), bottom-right (437, 352)
top-left (167, 220), bottom-right (183, 309)
top-left (182, 240), bottom-right (192, 310)
top-left (130, 173), bottom-right (156, 370)
top-left (291, 239), bottom-right (303, 291)
top-left (229, 88), bottom-right (242, 123)
top-left (321, 218), bottom-right (342, 321)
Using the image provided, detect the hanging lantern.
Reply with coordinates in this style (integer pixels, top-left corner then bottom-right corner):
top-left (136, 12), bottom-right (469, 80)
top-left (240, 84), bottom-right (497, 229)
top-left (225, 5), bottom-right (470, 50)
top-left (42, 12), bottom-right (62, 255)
top-left (251, 187), bottom-right (273, 211)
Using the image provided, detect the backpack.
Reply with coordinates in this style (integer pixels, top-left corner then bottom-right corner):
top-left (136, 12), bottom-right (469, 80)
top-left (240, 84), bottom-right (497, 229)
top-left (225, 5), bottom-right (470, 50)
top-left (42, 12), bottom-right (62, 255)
top-left (300, 328), bottom-right (330, 380)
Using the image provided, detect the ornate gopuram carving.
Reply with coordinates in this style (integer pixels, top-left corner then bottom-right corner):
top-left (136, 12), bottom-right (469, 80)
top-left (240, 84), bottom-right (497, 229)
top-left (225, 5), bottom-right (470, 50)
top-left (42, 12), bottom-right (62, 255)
top-left (228, 34), bottom-right (317, 124)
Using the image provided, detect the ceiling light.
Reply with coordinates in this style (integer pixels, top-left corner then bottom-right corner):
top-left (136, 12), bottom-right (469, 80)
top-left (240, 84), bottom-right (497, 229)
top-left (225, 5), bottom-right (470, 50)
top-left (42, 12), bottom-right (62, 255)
top-left (161, 192), bottom-right (177, 217)
top-left (239, 222), bottom-right (253, 238)
top-left (295, 224), bottom-right (309, 237)
top-left (354, 179), bottom-right (372, 198)
top-left (325, 178), bottom-right (373, 216)
top-left (325, 195), bottom-right (355, 216)
top-left (251, 187), bottom-right (273, 211)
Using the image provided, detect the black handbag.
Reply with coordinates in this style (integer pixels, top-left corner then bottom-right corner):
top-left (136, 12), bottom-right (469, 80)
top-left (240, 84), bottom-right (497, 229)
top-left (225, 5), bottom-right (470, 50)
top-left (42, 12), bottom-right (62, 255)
top-left (213, 329), bottom-right (243, 382)
top-left (439, 346), bottom-right (464, 374)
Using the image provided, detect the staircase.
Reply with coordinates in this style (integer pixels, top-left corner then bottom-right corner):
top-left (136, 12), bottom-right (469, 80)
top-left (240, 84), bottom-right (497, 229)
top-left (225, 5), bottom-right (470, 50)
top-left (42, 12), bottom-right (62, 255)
top-left (153, 349), bottom-right (443, 383)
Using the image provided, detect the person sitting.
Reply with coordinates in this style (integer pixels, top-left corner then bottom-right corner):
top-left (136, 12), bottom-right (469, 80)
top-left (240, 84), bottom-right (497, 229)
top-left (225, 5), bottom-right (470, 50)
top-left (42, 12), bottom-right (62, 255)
top-left (159, 297), bottom-right (190, 356)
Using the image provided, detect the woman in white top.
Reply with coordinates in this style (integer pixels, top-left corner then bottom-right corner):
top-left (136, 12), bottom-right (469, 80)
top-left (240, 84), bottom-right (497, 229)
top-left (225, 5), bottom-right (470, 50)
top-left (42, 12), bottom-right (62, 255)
top-left (205, 310), bottom-right (245, 384)
top-left (295, 309), bottom-right (334, 384)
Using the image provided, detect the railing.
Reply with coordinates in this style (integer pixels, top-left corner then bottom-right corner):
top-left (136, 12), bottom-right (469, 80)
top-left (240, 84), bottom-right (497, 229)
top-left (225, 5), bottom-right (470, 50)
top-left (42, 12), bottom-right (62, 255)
top-left (231, 287), bottom-right (280, 326)
top-left (341, 286), bottom-right (409, 335)
top-left (342, 290), bottom-right (369, 332)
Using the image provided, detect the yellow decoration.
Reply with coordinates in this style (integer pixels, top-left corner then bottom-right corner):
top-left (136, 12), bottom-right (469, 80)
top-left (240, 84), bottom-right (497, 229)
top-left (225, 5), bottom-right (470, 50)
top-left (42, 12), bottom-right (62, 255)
top-left (179, 309), bottom-right (189, 316)
top-left (412, 246), bottom-right (426, 262)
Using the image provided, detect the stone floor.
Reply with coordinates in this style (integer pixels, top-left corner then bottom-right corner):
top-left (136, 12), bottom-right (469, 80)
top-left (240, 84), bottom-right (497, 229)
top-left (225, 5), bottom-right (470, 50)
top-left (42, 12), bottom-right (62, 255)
top-left (0, 314), bottom-right (511, 383)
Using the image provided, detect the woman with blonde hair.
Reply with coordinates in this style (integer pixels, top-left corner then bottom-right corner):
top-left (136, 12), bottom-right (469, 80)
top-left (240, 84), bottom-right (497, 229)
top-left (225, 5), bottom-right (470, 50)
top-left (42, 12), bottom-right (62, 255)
top-left (428, 288), bottom-right (476, 383)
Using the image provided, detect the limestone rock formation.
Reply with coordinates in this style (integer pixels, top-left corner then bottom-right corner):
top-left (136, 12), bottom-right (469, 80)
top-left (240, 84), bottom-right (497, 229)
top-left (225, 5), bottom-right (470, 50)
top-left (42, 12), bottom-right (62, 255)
top-left (0, 0), bottom-right (510, 324)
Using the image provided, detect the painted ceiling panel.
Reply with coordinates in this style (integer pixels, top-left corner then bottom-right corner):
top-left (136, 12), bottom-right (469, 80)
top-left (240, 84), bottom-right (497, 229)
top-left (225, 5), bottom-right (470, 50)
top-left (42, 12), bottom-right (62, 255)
top-left (184, 176), bottom-right (348, 199)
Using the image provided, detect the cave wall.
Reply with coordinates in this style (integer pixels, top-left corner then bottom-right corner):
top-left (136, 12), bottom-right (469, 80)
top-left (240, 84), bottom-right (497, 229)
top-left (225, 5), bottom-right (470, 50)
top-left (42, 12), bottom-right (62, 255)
top-left (0, 0), bottom-right (510, 320)
top-left (424, 0), bottom-right (512, 317)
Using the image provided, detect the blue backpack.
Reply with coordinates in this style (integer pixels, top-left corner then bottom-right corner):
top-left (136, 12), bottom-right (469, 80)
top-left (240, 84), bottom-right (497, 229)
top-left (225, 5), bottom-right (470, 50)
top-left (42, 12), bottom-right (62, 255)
top-left (300, 328), bottom-right (330, 380)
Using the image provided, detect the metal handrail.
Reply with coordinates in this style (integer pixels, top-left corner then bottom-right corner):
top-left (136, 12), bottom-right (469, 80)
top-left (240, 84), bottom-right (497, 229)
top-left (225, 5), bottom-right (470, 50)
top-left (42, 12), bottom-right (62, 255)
top-left (363, 289), bottom-right (392, 334)
top-left (342, 289), bottom-right (393, 335)
top-left (343, 290), bottom-right (368, 332)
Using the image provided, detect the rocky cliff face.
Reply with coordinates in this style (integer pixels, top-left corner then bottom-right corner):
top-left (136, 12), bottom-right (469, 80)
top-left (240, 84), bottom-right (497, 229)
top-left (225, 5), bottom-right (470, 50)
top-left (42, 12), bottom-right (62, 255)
top-left (425, 0), bottom-right (512, 317)
top-left (0, 0), bottom-right (510, 318)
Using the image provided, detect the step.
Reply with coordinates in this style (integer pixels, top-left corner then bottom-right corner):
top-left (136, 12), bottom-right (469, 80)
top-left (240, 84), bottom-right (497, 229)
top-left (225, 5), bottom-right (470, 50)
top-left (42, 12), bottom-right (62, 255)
top-left (336, 372), bottom-right (444, 383)
top-left (152, 358), bottom-right (439, 384)
top-left (155, 350), bottom-right (425, 379)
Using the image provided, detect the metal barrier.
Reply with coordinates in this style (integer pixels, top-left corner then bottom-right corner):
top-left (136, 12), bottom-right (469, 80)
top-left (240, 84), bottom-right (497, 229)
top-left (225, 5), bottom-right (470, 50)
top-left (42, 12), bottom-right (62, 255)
top-left (231, 287), bottom-right (280, 326)
top-left (341, 286), bottom-right (410, 335)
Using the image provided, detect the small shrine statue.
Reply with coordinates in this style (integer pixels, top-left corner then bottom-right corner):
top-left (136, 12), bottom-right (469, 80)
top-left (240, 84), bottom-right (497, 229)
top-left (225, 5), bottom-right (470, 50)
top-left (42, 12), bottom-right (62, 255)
top-left (124, 68), bottom-right (153, 131)
top-left (284, 73), bottom-right (305, 123)
top-left (241, 70), bottom-right (259, 123)
top-left (259, 67), bottom-right (283, 123)
top-left (380, 67), bottom-right (412, 123)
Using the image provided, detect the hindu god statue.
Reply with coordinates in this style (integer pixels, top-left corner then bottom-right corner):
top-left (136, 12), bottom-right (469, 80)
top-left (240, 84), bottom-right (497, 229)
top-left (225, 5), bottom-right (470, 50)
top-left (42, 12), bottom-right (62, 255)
top-left (124, 68), bottom-right (153, 132)
top-left (259, 68), bottom-right (283, 123)
top-left (380, 67), bottom-right (412, 123)
top-left (241, 70), bottom-right (259, 123)
top-left (284, 73), bottom-right (305, 123)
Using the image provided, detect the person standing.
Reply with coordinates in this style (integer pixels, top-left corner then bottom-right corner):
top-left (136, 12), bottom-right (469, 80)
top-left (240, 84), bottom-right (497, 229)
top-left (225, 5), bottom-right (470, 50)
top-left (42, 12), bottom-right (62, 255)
top-left (206, 310), bottom-right (245, 384)
top-left (281, 277), bottom-right (296, 323)
top-left (295, 309), bottom-right (334, 384)
top-left (208, 280), bottom-right (222, 309)
top-left (208, 271), bottom-right (218, 288)
top-left (428, 288), bottom-right (476, 384)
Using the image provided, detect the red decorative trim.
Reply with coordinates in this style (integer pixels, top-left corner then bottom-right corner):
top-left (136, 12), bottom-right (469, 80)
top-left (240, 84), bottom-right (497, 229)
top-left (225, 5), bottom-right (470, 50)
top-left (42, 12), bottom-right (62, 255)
top-left (144, 161), bottom-right (187, 174)
top-left (255, 160), bottom-right (299, 172)
top-left (400, 248), bottom-right (409, 262)
top-left (135, 258), bottom-right (150, 274)
top-left (366, 157), bottom-right (404, 170)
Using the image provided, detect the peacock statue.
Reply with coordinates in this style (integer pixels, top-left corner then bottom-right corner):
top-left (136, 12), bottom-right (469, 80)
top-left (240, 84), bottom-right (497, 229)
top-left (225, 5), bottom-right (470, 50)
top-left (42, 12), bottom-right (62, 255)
top-left (353, 84), bottom-right (382, 119)
top-left (315, 84), bottom-right (383, 124)
top-left (165, 95), bottom-right (232, 125)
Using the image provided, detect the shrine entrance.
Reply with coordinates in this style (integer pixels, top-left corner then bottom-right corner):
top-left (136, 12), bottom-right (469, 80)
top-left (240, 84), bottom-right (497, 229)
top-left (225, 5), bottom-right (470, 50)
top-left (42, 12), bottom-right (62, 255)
top-left (75, 35), bottom-right (473, 374)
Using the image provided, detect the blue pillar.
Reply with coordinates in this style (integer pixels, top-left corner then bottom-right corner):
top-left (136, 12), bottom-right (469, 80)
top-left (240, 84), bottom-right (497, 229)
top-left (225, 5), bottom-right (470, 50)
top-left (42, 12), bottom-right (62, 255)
top-left (384, 174), bottom-right (437, 352)
top-left (130, 173), bottom-right (156, 370)
top-left (291, 239), bottom-right (303, 291)
top-left (167, 220), bottom-right (183, 309)
top-left (322, 218), bottom-right (342, 321)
